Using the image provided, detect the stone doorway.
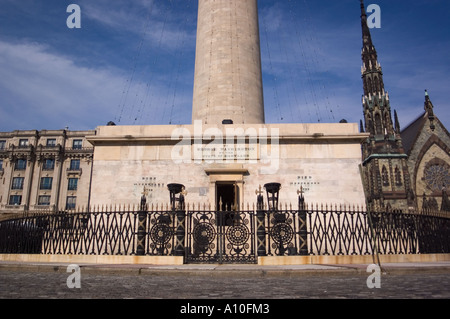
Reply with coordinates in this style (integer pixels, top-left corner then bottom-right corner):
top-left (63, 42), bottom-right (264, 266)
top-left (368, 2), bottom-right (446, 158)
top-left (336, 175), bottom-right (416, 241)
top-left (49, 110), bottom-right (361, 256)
top-left (216, 182), bottom-right (238, 211)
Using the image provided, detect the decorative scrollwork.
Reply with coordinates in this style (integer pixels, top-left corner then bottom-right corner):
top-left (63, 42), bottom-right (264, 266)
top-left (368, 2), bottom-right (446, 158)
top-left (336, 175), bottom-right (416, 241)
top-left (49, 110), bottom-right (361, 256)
top-left (424, 163), bottom-right (450, 192)
top-left (270, 222), bottom-right (294, 245)
top-left (150, 223), bottom-right (173, 245)
top-left (226, 224), bottom-right (250, 246)
top-left (193, 222), bottom-right (216, 246)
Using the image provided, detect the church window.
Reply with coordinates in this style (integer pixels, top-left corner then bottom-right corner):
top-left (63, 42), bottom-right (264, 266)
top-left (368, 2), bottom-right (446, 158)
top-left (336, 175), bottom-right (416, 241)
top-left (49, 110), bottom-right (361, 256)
top-left (375, 113), bottom-right (382, 135)
top-left (367, 78), bottom-right (372, 93)
top-left (384, 112), bottom-right (391, 132)
top-left (395, 166), bottom-right (402, 186)
top-left (374, 77), bottom-right (380, 93)
top-left (382, 166), bottom-right (389, 186)
top-left (424, 163), bottom-right (450, 193)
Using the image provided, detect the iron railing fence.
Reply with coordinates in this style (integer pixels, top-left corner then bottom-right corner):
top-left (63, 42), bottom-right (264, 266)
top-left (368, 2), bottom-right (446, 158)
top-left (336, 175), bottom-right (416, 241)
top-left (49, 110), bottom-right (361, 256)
top-left (0, 210), bottom-right (179, 256)
top-left (0, 205), bottom-right (449, 259)
top-left (185, 210), bottom-right (257, 264)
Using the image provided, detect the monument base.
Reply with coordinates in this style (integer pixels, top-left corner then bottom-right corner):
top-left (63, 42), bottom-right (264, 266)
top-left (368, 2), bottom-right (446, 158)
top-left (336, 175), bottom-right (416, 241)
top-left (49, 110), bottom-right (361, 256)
top-left (87, 122), bottom-right (369, 208)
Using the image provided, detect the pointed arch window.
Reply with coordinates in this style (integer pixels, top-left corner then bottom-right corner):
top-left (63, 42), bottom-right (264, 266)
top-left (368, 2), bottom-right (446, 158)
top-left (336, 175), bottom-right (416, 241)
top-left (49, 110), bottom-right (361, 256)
top-left (366, 114), bottom-right (374, 135)
top-left (375, 113), bottom-right (382, 135)
top-left (395, 166), bottom-right (403, 186)
top-left (374, 77), bottom-right (380, 93)
top-left (384, 112), bottom-right (392, 134)
top-left (382, 166), bottom-right (390, 186)
top-left (367, 78), bottom-right (373, 94)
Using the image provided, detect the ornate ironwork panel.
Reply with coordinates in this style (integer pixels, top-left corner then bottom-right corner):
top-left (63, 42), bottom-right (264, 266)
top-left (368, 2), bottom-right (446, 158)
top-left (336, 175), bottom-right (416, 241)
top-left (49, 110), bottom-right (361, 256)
top-left (0, 207), bottom-right (448, 260)
top-left (266, 211), bottom-right (296, 256)
top-left (307, 209), bottom-right (373, 256)
top-left (186, 210), bottom-right (256, 264)
top-left (415, 214), bottom-right (450, 253)
top-left (0, 210), bottom-right (180, 256)
top-left (371, 212), bottom-right (419, 255)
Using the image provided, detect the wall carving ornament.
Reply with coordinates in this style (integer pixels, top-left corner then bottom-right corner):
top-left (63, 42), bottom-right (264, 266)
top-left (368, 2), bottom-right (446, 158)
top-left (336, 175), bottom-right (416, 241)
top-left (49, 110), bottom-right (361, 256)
top-left (423, 158), bottom-right (450, 193)
top-left (421, 157), bottom-right (450, 213)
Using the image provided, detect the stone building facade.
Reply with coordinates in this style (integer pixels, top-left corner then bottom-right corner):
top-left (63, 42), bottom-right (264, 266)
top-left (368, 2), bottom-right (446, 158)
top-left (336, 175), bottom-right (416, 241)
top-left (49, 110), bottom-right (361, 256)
top-left (0, 130), bottom-right (94, 220)
top-left (359, 1), bottom-right (412, 212)
top-left (359, 0), bottom-right (450, 213)
top-left (401, 92), bottom-right (450, 213)
top-left (87, 122), bottom-right (367, 210)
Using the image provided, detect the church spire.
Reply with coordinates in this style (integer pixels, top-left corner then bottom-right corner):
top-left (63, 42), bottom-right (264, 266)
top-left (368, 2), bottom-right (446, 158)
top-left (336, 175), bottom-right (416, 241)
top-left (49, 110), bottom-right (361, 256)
top-left (359, 0), bottom-right (411, 213)
top-left (360, 0), bottom-right (373, 47)
top-left (360, 0), bottom-right (383, 96)
top-left (360, 0), bottom-right (395, 138)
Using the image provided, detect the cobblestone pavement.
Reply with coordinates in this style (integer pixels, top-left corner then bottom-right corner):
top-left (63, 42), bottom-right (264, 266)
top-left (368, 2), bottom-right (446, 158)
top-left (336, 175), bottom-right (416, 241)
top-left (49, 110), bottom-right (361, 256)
top-left (0, 264), bottom-right (449, 300)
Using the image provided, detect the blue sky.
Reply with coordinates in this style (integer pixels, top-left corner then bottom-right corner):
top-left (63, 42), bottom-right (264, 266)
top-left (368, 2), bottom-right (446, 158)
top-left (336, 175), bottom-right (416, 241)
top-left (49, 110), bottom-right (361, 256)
top-left (0, 0), bottom-right (449, 132)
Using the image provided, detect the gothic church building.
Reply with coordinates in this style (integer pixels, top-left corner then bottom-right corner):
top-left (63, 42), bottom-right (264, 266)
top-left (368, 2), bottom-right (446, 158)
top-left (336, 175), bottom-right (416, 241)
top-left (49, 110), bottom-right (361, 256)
top-left (358, 0), bottom-right (450, 213)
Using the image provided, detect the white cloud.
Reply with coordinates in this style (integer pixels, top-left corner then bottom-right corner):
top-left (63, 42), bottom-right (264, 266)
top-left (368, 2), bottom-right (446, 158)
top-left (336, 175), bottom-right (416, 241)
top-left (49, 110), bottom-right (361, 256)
top-left (0, 40), bottom-right (125, 131)
top-left (81, 0), bottom-right (196, 51)
top-left (0, 38), bottom-right (196, 131)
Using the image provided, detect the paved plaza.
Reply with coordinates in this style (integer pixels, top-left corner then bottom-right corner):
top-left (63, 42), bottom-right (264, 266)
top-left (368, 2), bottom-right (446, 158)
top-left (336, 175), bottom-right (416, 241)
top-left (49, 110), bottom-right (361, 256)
top-left (1, 262), bottom-right (449, 300)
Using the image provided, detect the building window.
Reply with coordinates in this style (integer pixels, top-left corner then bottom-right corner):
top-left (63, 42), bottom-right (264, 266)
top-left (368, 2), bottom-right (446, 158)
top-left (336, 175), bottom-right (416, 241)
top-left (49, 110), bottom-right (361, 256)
top-left (374, 77), bottom-right (380, 93)
top-left (12, 177), bottom-right (25, 190)
top-left (366, 78), bottom-right (372, 94)
top-left (19, 139), bottom-right (29, 148)
top-left (424, 163), bottom-right (450, 193)
top-left (46, 139), bottom-right (56, 147)
top-left (66, 196), bottom-right (77, 210)
top-left (40, 177), bottom-right (53, 190)
top-left (43, 159), bottom-right (55, 170)
top-left (395, 167), bottom-right (403, 186)
top-left (375, 114), bottom-right (382, 136)
top-left (70, 159), bottom-right (81, 170)
top-left (15, 159), bottom-right (27, 170)
top-left (0, 140), bottom-right (6, 150)
top-left (382, 166), bottom-right (389, 186)
top-left (38, 195), bottom-right (51, 206)
top-left (73, 139), bottom-right (82, 149)
top-left (68, 178), bottom-right (78, 191)
top-left (9, 195), bottom-right (22, 205)
top-left (0, 160), bottom-right (3, 170)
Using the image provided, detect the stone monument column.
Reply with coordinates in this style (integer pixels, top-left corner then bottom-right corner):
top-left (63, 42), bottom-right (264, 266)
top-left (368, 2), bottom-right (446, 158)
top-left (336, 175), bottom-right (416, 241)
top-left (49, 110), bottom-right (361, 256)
top-left (192, 0), bottom-right (265, 125)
